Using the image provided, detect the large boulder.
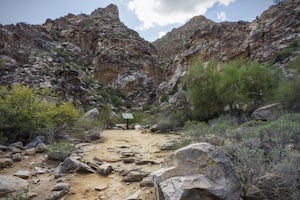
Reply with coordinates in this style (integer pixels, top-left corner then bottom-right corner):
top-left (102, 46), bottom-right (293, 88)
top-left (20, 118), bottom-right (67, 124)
top-left (0, 175), bottom-right (29, 196)
top-left (152, 143), bottom-right (241, 200)
top-left (81, 108), bottom-right (99, 122)
top-left (251, 103), bottom-right (282, 121)
top-left (25, 135), bottom-right (45, 149)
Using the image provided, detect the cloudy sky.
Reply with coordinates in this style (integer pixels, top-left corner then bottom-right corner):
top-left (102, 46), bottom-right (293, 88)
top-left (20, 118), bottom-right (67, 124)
top-left (0, 0), bottom-right (274, 42)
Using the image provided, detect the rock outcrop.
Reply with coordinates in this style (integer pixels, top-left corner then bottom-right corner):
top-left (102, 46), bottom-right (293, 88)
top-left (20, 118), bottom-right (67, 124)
top-left (152, 143), bottom-right (241, 200)
top-left (155, 0), bottom-right (300, 104)
top-left (0, 4), bottom-right (161, 107)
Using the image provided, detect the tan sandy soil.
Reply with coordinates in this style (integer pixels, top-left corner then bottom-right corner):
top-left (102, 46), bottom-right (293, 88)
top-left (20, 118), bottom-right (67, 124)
top-left (0, 129), bottom-right (179, 200)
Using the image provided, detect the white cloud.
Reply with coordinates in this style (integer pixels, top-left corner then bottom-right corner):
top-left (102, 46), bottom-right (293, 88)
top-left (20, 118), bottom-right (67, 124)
top-left (158, 31), bottom-right (167, 38)
top-left (217, 11), bottom-right (227, 21)
top-left (127, 0), bottom-right (235, 30)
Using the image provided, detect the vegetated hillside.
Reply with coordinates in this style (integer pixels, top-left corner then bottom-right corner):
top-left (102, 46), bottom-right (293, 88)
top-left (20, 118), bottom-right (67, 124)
top-left (0, 4), bottom-right (161, 108)
top-left (154, 0), bottom-right (300, 107)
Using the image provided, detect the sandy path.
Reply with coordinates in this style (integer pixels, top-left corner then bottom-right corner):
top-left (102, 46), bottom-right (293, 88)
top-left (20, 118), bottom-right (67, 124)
top-left (0, 129), bottom-right (178, 200)
top-left (65, 129), bottom-right (178, 200)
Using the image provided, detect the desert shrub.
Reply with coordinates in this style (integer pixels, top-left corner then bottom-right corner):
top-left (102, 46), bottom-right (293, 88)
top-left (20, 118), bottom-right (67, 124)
top-left (256, 113), bottom-right (300, 148)
top-left (221, 142), bottom-right (299, 199)
top-left (184, 58), bottom-right (277, 120)
top-left (0, 85), bottom-right (79, 144)
top-left (47, 141), bottom-right (75, 161)
top-left (131, 111), bottom-right (154, 125)
top-left (73, 118), bottom-right (104, 131)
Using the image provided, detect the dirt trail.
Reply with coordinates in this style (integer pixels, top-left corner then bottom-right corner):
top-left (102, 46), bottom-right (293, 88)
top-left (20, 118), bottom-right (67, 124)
top-left (66, 129), bottom-right (178, 200)
top-left (1, 129), bottom-right (178, 200)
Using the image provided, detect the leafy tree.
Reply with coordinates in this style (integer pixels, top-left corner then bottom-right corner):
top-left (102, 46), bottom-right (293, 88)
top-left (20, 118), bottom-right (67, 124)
top-left (183, 59), bottom-right (222, 120)
top-left (184, 58), bottom-right (277, 120)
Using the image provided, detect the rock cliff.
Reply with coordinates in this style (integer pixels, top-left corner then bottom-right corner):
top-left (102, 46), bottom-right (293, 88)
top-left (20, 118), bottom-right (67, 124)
top-left (0, 0), bottom-right (299, 109)
top-left (154, 0), bottom-right (300, 105)
top-left (0, 4), bottom-right (161, 107)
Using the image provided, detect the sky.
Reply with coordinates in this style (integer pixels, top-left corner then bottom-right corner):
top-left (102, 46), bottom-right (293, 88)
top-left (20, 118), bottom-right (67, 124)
top-left (0, 0), bottom-right (274, 42)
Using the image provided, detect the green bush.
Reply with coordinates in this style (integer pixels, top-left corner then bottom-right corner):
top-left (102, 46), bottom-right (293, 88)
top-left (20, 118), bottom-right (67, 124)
top-left (276, 56), bottom-right (300, 111)
top-left (47, 141), bottom-right (75, 161)
top-left (184, 58), bottom-right (277, 120)
top-left (0, 85), bottom-right (80, 144)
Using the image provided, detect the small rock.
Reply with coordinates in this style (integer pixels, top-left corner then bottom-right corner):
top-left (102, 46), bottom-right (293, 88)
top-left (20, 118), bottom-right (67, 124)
top-left (11, 153), bottom-right (22, 162)
top-left (24, 148), bottom-right (36, 155)
top-left (9, 141), bottom-right (23, 149)
top-left (0, 158), bottom-right (13, 168)
top-left (55, 157), bottom-right (79, 178)
top-left (126, 190), bottom-right (141, 200)
top-left (52, 182), bottom-right (71, 191)
top-left (94, 185), bottom-right (108, 191)
top-left (135, 160), bottom-right (157, 165)
top-left (150, 124), bottom-right (158, 132)
top-left (84, 128), bottom-right (101, 142)
top-left (140, 176), bottom-right (154, 187)
top-left (77, 162), bottom-right (96, 173)
top-left (123, 170), bottom-right (149, 182)
top-left (34, 166), bottom-right (48, 174)
top-left (123, 158), bottom-right (135, 163)
top-left (97, 163), bottom-right (113, 176)
top-left (93, 156), bottom-right (104, 164)
top-left (35, 142), bottom-right (47, 153)
top-left (14, 170), bottom-right (31, 179)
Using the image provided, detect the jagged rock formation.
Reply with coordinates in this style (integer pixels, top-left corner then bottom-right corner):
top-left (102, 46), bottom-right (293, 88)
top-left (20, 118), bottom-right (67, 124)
top-left (152, 143), bottom-right (241, 200)
top-left (0, 4), bottom-right (161, 107)
top-left (154, 0), bottom-right (300, 104)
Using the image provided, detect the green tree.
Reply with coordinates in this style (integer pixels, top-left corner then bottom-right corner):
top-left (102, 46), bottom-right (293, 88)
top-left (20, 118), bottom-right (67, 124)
top-left (183, 58), bottom-right (223, 120)
top-left (184, 58), bottom-right (277, 120)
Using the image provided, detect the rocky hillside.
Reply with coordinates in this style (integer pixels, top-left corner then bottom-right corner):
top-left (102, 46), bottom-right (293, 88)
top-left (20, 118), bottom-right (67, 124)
top-left (155, 0), bottom-right (300, 104)
top-left (0, 4), bottom-right (161, 108)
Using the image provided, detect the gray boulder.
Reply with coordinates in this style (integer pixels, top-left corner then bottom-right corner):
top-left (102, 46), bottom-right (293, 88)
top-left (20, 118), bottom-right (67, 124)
top-left (11, 153), bottom-right (22, 162)
top-left (25, 135), bottom-right (45, 149)
top-left (97, 163), bottom-right (113, 176)
top-left (152, 142), bottom-right (241, 200)
top-left (84, 128), bottom-right (101, 142)
top-left (81, 108), bottom-right (99, 122)
top-left (55, 157), bottom-right (95, 178)
top-left (14, 170), bottom-right (31, 179)
top-left (0, 175), bottom-right (29, 196)
top-left (251, 103), bottom-right (282, 121)
top-left (9, 141), bottom-right (23, 149)
top-left (123, 170), bottom-right (149, 182)
top-left (0, 158), bottom-right (13, 168)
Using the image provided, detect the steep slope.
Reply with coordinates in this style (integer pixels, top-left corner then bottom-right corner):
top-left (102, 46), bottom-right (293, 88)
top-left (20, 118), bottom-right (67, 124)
top-left (152, 16), bottom-right (215, 69)
top-left (155, 0), bottom-right (300, 104)
top-left (0, 4), bottom-right (161, 108)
